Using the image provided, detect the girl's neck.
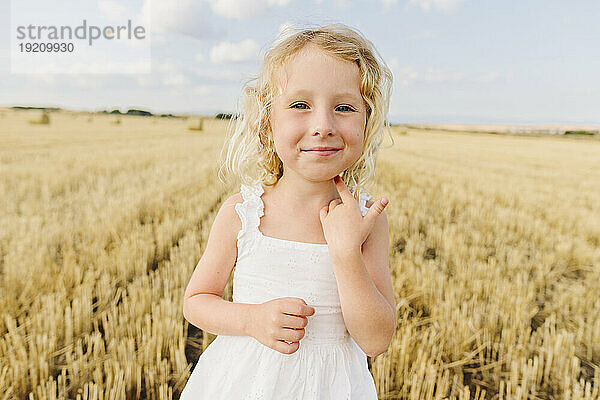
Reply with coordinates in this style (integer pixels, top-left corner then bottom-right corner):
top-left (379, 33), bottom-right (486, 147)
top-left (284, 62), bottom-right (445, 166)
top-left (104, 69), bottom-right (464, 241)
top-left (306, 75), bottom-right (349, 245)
top-left (269, 172), bottom-right (341, 212)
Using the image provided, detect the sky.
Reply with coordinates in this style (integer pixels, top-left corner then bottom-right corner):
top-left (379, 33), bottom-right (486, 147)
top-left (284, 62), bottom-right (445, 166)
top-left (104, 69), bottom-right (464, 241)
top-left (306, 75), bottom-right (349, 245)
top-left (1, 0), bottom-right (599, 125)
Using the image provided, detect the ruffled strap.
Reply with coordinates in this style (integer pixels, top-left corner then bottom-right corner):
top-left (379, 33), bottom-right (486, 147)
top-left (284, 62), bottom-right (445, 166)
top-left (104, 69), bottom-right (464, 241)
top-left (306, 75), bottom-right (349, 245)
top-left (234, 181), bottom-right (264, 258)
top-left (234, 181), bottom-right (371, 257)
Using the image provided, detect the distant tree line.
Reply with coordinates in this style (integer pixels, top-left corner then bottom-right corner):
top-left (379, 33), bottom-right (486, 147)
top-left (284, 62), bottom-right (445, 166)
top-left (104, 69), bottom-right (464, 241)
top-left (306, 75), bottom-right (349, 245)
top-left (98, 109), bottom-right (241, 120)
top-left (12, 106), bottom-right (61, 111)
top-left (97, 109), bottom-right (180, 118)
top-left (215, 113), bottom-right (241, 120)
top-left (11, 106), bottom-right (244, 121)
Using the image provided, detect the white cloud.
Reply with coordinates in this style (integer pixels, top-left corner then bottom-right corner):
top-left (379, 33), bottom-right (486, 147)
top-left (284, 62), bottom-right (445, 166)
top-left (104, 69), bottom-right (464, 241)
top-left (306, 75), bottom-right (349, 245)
top-left (74, 76), bottom-right (98, 88)
top-left (192, 85), bottom-right (212, 95)
top-left (209, 0), bottom-right (266, 19)
top-left (394, 65), bottom-right (419, 86)
top-left (412, 30), bottom-right (437, 39)
top-left (157, 59), bottom-right (181, 75)
top-left (136, 75), bottom-right (153, 88)
top-left (195, 68), bottom-right (245, 82)
top-left (419, 67), bottom-right (463, 83)
top-left (408, 0), bottom-right (465, 12)
top-left (473, 72), bottom-right (500, 83)
top-left (31, 75), bottom-right (58, 86)
top-left (150, 33), bottom-right (168, 46)
top-left (98, 0), bottom-right (129, 21)
top-left (136, 0), bottom-right (293, 32)
top-left (267, 0), bottom-right (293, 6)
top-left (195, 53), bottom-right (205, 63)
top-left (210, 39), bottom-right (261, 63)
top-left (140, 0), bottom-right (222, 40)
top-left (389, 58), bottom-right (469, 85)
top-left (157, 59), bottom-right (191, 87)
top-left (208, 0), bottom-right (292, 19)
top-left (333, 0), bottom-right (351, 8)
top-left (163, 73), bottom-right (190, 87)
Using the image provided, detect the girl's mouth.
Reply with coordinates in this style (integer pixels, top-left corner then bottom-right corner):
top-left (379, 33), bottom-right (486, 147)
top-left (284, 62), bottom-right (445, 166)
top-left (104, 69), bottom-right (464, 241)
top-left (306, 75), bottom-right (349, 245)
top-left (303, 149), bottom-right (341, 156)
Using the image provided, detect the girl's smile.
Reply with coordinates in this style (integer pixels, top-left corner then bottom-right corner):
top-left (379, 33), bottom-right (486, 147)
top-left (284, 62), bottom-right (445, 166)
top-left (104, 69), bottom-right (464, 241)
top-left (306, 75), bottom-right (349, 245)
top-left (302, 148), bottom-right (342, 156)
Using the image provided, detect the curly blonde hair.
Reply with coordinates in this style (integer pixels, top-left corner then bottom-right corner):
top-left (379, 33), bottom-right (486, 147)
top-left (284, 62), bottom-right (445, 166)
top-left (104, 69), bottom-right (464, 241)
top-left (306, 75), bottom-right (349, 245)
top-left (218, 23), bottom-right (394, 199)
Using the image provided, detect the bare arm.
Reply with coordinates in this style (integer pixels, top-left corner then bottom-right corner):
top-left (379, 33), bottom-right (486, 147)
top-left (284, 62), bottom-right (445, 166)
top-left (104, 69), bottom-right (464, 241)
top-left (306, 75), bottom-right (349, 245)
top-left (183, 192), bottom-right (317, 355)
top-left (183, 294), bottom-right (256, 336)
top-left (331, 206), bottom-right (396, 358)
top-left (182, 193), bottom-right (255, 336)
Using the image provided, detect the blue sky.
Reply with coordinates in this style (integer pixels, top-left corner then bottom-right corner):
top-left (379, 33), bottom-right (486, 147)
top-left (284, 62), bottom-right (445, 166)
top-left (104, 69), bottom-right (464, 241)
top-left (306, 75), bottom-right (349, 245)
top-left (1, 0), bottom-right (599, 124)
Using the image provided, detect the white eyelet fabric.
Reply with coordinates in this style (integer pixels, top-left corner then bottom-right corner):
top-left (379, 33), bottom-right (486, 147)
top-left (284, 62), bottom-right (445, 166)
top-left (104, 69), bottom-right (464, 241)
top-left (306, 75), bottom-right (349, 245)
top-left (180, 181), bottom-right (378, 399)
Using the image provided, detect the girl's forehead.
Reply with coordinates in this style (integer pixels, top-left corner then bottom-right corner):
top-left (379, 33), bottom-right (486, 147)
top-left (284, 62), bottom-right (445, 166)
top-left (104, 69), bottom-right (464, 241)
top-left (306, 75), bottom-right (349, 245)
top-left (288, 44), bottom-right (352, 68)
top-left (275, 46), bottom-right (361, 96)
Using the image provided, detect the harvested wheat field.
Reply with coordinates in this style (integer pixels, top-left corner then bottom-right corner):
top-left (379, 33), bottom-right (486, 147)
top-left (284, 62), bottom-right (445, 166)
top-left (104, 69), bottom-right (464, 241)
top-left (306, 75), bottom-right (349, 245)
top-left (0, 107), bottom-right (599, 399)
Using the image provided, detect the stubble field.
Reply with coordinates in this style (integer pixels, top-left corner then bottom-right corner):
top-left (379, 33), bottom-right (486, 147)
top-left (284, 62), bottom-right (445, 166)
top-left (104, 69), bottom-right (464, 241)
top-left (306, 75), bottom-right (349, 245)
top-left (1, 108), bottom-right (599, 399)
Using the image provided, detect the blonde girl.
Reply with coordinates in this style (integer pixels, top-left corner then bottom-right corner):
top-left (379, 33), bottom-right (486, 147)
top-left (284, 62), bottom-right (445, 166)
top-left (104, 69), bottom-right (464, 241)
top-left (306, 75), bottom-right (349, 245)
top-left (181, 22), bottom-right (396, 399)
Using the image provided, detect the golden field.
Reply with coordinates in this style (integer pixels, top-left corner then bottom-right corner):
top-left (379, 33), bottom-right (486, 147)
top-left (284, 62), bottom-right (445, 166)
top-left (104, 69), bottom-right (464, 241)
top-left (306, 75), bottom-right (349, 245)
top-left (0, 108), bottom-right (599, 399)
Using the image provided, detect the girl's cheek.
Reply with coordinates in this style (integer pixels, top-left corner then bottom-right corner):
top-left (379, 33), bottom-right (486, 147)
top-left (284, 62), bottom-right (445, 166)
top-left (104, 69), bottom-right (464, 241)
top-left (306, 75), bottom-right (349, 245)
top-left (286, 110), bottom-right (307, 124)
top-left (339, 119), bottom-right (364, 140)
top-left (284, 114), bottom-right (306, 133)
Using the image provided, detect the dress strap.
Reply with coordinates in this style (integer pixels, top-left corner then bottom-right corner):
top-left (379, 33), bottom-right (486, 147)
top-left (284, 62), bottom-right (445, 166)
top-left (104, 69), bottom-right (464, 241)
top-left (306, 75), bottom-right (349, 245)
top-left (234, 181), bottom-right (372, 257)
top-left (234, 181), bottom-right (264, 258)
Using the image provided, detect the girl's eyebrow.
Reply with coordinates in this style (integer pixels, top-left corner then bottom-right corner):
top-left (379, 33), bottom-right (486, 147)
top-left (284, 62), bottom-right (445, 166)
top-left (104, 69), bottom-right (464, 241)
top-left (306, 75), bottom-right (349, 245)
top-left (285, 89), bottom-right (362, 103)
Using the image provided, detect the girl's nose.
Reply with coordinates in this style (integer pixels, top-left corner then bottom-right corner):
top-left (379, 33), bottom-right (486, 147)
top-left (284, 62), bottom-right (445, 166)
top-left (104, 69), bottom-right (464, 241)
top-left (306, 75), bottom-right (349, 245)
top-left (312, 108), bottom-right (335, 136)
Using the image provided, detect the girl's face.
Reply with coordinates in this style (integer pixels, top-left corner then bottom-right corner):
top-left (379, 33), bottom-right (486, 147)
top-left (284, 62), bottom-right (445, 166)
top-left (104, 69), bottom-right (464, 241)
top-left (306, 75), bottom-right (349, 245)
top-left (269, 44), bottom-right (366, 182)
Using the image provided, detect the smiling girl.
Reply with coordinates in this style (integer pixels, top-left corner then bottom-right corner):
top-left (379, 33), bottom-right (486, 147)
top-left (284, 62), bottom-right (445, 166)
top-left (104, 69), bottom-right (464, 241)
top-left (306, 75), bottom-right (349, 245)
top-left (181, 23), bottom-right (396, 399)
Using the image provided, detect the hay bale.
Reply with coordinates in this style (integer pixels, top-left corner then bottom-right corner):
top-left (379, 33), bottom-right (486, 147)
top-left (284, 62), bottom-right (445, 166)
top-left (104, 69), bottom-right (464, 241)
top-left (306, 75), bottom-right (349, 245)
top-left (188, 118), bottom-right (204, 131)
top-left (28, 111), bottom-right (51, 125)
top-left (111, 118), bottom-right (121, 125)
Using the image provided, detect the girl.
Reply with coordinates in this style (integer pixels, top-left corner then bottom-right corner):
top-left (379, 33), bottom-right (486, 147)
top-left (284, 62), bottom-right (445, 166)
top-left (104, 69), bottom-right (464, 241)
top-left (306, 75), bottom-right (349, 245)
top-left (181, 23), bottom-right (396, 399)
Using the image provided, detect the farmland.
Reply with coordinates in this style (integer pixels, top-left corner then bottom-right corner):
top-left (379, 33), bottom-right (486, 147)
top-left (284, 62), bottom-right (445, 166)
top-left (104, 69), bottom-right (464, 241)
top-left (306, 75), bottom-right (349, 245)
top-left (1, 108), bottom-right (598, 399)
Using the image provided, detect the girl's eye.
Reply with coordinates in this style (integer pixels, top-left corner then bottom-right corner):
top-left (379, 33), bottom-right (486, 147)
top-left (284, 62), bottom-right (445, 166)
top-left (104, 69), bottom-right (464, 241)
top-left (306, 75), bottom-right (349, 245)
top-left (291, 103), bottom-right (355, 112)
top-left (336, 105), bottom-right (355, 112)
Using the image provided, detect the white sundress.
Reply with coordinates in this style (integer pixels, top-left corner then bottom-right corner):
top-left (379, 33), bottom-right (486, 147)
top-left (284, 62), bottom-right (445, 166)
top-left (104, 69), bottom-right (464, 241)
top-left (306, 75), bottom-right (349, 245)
top-left (179, 181), bottom-right (378, 400)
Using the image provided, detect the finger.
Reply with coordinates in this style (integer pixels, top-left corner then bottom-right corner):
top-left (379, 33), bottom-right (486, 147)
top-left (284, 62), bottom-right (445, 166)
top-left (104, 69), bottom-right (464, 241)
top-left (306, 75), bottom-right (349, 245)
top-left (275, 340), bottom-right (300, 355)
top-left (364, 197), bottom-right (389, 225)
top-left (282, 303), bottom-right (315, 317)
top-left (319, 205), bottom-right (328, 224)
top-left (333, 175), bottom-right (355, 204)
top-left (280, 327), bottom-right (305, 342)
top-left (281, 314), bottom-right (308, 329)
top-left (328, 198), bottom-right (341, 213)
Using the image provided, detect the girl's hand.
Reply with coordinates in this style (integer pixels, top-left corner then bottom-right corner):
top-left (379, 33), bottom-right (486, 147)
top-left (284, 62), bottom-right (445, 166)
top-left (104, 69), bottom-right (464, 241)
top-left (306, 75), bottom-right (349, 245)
top-left (248, 297), bottom-right (315, 355)
top-left (319, 175), bottom-right (389, 257)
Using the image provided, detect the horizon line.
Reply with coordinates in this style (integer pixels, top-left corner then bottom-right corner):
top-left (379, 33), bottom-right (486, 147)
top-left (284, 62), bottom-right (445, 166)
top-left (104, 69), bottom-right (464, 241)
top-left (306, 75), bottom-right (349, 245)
top-left (2, 103), bottom-right (599, 127)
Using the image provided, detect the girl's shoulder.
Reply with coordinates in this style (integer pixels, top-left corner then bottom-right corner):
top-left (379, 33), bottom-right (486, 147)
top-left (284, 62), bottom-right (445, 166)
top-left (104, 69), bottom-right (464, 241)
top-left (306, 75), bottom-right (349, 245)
top-left (222, 191), bottom-right (245, 208)
top-left (217, 192), bottom-right (245, 231)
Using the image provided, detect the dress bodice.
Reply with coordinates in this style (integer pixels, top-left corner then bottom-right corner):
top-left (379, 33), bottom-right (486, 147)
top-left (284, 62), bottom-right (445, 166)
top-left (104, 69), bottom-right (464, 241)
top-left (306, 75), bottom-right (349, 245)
top-left (232, 181), bottom-right (372, 345)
